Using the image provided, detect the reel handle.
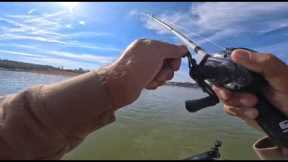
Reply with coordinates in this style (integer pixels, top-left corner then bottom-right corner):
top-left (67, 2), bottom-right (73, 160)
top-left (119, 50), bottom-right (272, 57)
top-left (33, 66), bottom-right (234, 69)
top-left (185, 96), bottom-right (219, 112)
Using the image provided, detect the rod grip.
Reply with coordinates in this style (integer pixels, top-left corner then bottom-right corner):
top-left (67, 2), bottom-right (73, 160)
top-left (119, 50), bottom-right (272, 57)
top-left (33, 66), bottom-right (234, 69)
top-left (255, 93), bottom-right (288, 148)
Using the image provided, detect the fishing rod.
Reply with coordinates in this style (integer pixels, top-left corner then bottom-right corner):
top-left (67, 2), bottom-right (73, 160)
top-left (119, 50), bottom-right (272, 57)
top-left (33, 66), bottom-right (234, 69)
top-left (147, 14), bottom-right (288, 149)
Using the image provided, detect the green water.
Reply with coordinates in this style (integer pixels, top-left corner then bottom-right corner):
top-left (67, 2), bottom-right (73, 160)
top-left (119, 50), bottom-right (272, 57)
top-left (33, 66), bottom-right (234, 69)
top-left (0, 70), bottom-right (264, 160)
top-left (63, 86), bottom-right (264, 160)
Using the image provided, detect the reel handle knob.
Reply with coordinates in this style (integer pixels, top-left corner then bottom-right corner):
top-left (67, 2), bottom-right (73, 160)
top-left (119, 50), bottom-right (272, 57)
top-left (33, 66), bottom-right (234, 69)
top-left (185, 96), bottom-right (219, 112)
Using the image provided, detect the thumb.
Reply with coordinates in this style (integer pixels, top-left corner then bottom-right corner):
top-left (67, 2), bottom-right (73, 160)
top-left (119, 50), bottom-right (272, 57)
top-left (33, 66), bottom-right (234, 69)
top-left (231, 49), bottom-right (288, 91)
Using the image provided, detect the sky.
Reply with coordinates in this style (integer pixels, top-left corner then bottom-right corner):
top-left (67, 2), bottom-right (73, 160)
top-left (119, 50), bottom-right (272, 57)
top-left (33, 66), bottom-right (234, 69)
top-left (0, 2), bottom-right (288, 82)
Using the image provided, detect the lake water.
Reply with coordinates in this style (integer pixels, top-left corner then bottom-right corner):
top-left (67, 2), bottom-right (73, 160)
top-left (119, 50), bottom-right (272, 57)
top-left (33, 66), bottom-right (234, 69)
top-left (0, 70), bottom-right (265, 160)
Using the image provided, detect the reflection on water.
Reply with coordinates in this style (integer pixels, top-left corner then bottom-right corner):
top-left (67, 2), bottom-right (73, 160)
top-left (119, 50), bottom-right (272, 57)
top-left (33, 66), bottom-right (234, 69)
top-left (0, 70), bottom-right (67, 95)
top-left (0, 70), bottom-right (264, 160)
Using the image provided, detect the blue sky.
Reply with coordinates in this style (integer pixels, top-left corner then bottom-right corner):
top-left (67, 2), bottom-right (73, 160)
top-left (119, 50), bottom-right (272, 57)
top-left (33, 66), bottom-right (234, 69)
top-left (0, 2), bottom-right (287, 82)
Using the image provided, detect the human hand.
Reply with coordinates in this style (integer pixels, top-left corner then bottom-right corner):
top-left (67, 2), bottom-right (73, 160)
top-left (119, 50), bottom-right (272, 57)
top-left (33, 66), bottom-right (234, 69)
top-left (212, 49), bottom-right (288, 129)
top-left (104, 39), bottom-right (187, 108)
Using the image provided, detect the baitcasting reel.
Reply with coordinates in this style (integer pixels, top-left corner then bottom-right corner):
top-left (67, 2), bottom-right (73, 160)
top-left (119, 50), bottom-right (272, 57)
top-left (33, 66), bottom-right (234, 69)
top-left (148, 14), bottom-right (288, 148)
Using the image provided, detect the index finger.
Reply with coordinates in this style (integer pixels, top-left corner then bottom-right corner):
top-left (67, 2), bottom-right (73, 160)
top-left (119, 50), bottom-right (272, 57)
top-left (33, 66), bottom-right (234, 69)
top-left (165, 58), bottom-right (181, 71)
top-left (146, 40), bottom-right (188, 58)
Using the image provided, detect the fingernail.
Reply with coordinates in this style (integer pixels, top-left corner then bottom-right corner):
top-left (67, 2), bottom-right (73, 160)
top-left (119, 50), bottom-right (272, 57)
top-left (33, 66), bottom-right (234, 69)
top-left (244, 110), bottom-right (257, 119)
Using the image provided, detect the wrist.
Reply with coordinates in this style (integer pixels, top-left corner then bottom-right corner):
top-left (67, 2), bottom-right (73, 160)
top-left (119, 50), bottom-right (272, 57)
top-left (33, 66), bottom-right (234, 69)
top-left (99, 62), bottom-right (141, 109)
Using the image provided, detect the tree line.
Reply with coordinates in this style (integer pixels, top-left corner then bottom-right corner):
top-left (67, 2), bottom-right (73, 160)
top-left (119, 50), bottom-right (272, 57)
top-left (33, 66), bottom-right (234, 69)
top-left (0, 59), bottom-right (89, 74)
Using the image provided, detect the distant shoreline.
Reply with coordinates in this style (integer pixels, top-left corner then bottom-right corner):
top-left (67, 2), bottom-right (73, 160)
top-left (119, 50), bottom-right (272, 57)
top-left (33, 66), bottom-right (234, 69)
top-left (0, 68), bottom-right (81, 77)
top-left (165, 81), bottom-right (199, 89)
top-left (0, 59), bottom-right (88, 77)
top-left (0, 59), bottom-right (199, 88)
top-left (0, 68), bottom-right (199, 89)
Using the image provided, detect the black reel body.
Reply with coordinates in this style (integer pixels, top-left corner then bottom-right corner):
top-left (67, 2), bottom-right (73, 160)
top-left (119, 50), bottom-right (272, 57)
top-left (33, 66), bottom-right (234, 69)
top-left (185, 48), bottom-right (258, 112)
top-left (200, 49), bottom-right (255, 90)
top-left (185, 48), bottom-right (288, 148)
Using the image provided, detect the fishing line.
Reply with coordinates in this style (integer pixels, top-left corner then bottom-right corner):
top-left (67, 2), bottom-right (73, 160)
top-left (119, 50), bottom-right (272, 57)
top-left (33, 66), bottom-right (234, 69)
top-left (171, 23), bottom-right (226, 52)
top-left (139, 13), bottom-right (226, 52)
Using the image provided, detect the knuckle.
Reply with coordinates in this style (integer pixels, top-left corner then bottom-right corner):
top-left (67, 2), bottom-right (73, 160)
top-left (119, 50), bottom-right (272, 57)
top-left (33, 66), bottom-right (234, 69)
top-left (261, 53), bottom-right (287, 77)
top-left (149, 87), bottom-right (158, 90)
top-left (223, 105), bottom-right (230, 112)
top-left (233, 49), bottom-right (246, 56)
top-left (146, 81), bottom-right (156, 89)
top-left (265, 53), bottom-right (285, 67)
top-left (155, 76), bottom-right (165, 82)
top-left (157, 71), bottom-right (168, 81)
top-left (226, 105), bottom-right (235, 111)
top-left (224, 105), bottom-right (233, 112)
top-left (265, 53), bottom-right (275, 60)
top-left (263, 53), bottom-right (276, 64)
top-left (146, 84), bottom-right (158, 90)
top-left (224, 105), bottom-right (236, 116)
top-left (221, 97), bottom-right (230, 103)
top-left (158, 80), bottom-right (166, 85)
top-left (135, 38), bottom-right (146, 43)
top-left (133, 38), bottom-right (149, 46)
top-left (220, 93), bottom-right (231, 102)
top-left (248, 52), bottom-right (257, 63)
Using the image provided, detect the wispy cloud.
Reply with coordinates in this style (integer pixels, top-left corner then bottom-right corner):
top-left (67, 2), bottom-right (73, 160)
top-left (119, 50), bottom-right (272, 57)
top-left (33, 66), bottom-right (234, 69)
top-left (0, 42), bottom-right (116, 64)
top-left (65, 41), bottom-right (121, 52)
top-left (0, 33), bottom-right (66, 44)
top-left (190, 2), bottom-right (288, 32)
top-left (0, 47), bottom-right (116, 69)
top-left (65, 31), bottom-right (115, 39)
top-left (27, 9), bottom-right (36, 15)
top-left (0, 49), bottom-right (44, 58)
top-left (45, 50), bottom-right (116, 64)
top-left (129, 2), bottom-right (288, 82)
top-left (136, 2), bottom-right (288, 49)
top-left (0, 11), bottom-right (66, 44)
top-left (0, 10), bottom-right (119, 50)
top-left (0, 8), bottom-right (121, 69)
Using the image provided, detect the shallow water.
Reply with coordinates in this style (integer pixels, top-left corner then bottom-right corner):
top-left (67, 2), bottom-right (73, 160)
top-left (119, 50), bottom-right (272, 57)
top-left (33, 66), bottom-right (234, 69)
top-left (0, 70), bottom-right (264, 160)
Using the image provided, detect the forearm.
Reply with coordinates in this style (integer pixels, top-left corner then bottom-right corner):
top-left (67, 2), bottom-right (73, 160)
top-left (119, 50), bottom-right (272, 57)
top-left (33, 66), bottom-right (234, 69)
top-left (0, 39), bottom-right (185, 160)
top-left (38, 67), bottom-right (116, 138)
top-left (0, 66), bottom-right (119, 159)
